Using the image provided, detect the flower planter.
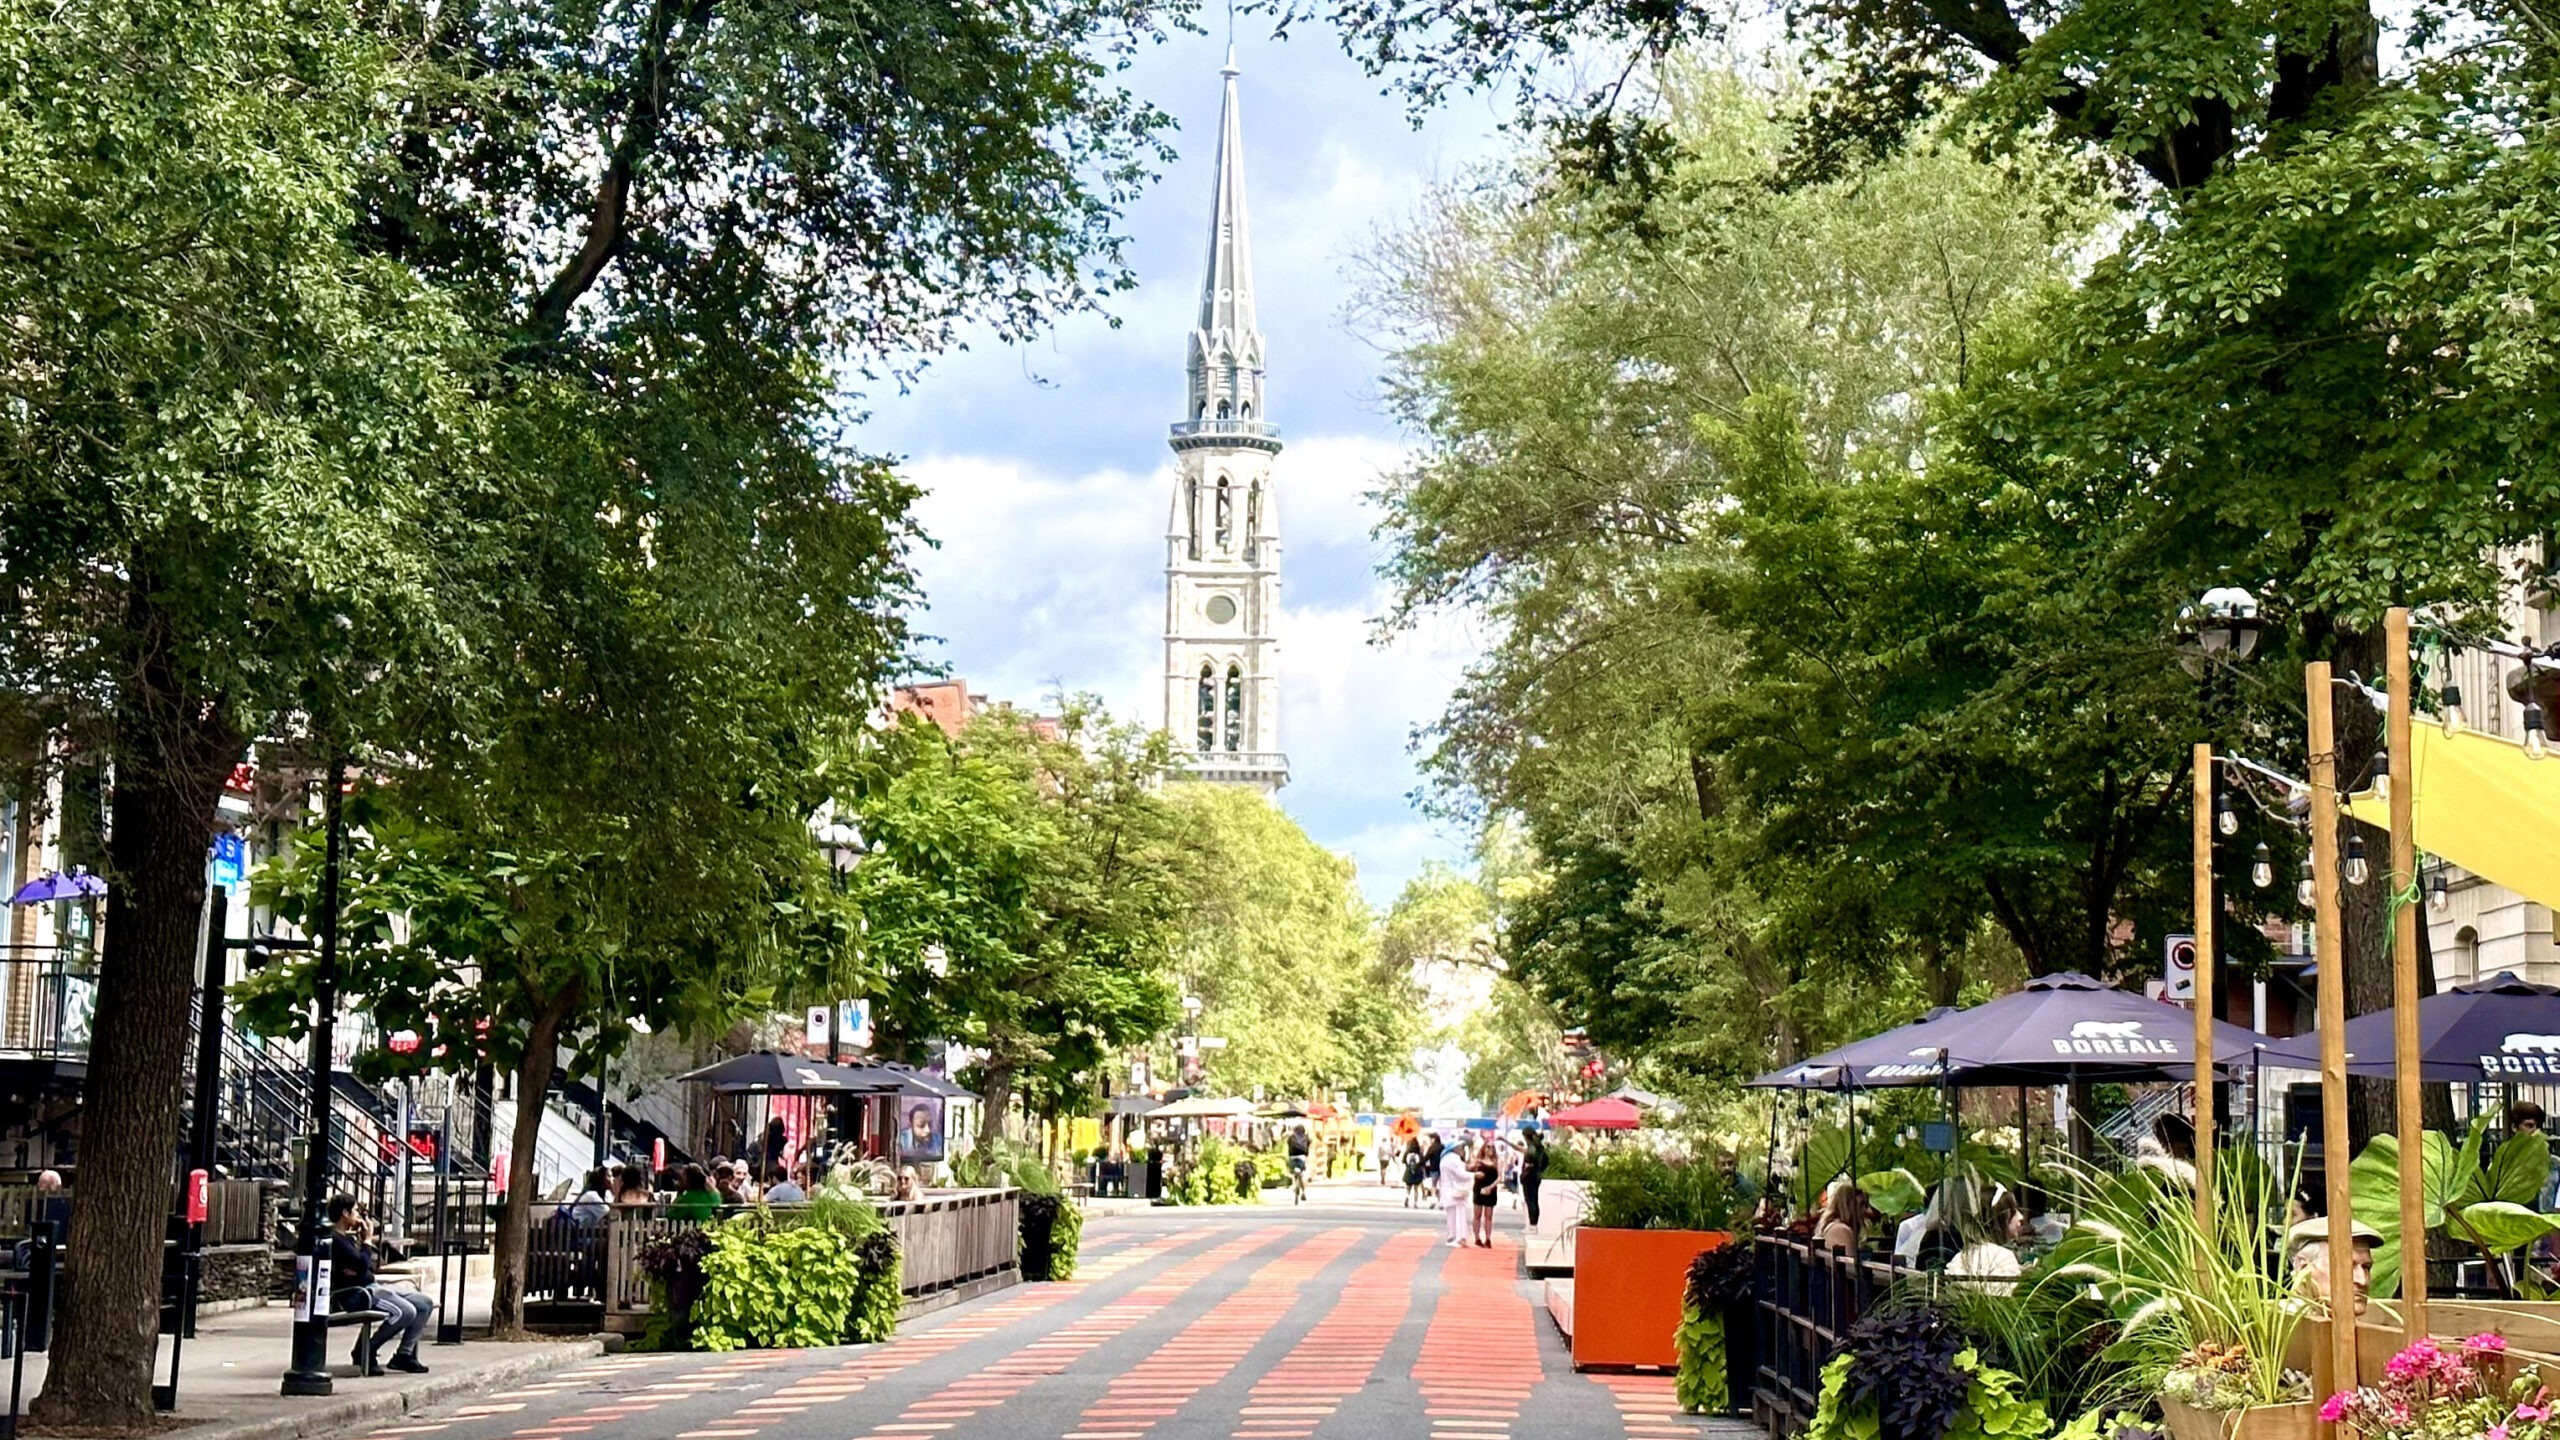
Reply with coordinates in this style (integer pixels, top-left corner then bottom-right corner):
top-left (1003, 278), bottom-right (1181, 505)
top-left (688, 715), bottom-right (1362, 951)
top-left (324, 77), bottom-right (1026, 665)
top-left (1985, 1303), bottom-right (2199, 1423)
top-left (1568, 1227), bottom-right (1729, 1370)
top-left (2158, 1397), bottom-right (2319, 1440)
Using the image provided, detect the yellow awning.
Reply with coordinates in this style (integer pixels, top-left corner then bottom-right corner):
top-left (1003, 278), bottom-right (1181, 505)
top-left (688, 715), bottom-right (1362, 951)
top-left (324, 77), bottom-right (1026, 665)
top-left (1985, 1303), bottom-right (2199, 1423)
top-left (2345, 722), bottom-right (2560, 908)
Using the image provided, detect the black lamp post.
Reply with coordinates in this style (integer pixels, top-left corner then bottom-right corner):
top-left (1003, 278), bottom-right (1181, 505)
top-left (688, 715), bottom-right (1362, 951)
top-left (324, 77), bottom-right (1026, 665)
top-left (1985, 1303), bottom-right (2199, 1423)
top-left (282, 754), bottom-right (348, 1397)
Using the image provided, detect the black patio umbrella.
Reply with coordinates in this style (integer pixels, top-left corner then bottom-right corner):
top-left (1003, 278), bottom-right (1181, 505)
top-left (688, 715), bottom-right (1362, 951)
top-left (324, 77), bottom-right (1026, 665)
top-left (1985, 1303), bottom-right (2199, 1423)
top-left (2254, 972), bottom-right (2560, 1082)
top-left (1748, 973), bottom-right (2262, 1089)
top-left (877, 1061), bottom-right (978, 1101)
top-left (675, 1050), bottom-right (904, 1093)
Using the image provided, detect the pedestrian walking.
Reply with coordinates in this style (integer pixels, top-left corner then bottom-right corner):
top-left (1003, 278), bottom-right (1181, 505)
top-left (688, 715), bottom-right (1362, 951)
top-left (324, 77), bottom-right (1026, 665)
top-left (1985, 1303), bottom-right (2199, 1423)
top-left (1518, 1126), bottom-right (1548, 1231)
top-left (1438, 1137), bottom-right (1471, 1247)
top-left (1401, 1141), bottom-right (1426, 1207)
top-left (1421, 1133), bottom-right (1444, 1206)
top-left (1470, 1138), bottom-right (1499, 1246)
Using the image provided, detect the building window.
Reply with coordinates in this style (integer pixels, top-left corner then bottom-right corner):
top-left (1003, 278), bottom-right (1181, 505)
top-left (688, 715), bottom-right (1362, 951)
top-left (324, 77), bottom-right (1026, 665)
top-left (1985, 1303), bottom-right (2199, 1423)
top-left (2454, 926), bottom-right (2481, 986)
top-left (1185, 479), bottom-right (1200, 561)
top-left (1196, 663), bottom-right (1217, 753)
top-left (1215, 477), bottom-right (1232, 550)
top-left (1246, 481), bottom-right (1262, 563)
top-left (1224, 664), bottom-right (1244, 753)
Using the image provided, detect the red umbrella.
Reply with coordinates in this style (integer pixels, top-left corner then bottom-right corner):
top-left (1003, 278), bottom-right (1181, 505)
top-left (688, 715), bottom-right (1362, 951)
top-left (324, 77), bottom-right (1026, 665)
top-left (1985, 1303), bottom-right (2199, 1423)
top-left (1548, 1096), bottom-right (1642, 1130)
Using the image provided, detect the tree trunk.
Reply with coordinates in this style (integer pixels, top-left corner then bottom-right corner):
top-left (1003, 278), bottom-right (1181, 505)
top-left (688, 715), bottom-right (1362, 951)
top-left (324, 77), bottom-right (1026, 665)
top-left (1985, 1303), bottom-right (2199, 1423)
top-left (974, 1062), bottom-right (1015, 1165)
top-left (488, 1000), bottom-right (567, 1336)
top-left (30, 621), bottom-right (238, 1426)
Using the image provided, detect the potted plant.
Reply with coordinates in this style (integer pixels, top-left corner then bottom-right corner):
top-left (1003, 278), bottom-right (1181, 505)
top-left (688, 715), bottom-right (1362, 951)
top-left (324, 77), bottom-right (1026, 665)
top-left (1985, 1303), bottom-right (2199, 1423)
top-left (2039, 1155), bottom-right (2314, 1440)
top-left (2323, 1333), bottom-right (2552, 1440)
top-left (1568, 1149), bottom-right (1740, 1369)
top-left (1678, 1240), bottom-right (1756, 1414)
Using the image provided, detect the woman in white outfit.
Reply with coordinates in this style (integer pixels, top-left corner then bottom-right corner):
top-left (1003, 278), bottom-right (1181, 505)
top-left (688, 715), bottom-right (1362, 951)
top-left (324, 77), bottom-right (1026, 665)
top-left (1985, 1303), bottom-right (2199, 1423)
top-left (1439, 1137), bottom-right (1472, 1247)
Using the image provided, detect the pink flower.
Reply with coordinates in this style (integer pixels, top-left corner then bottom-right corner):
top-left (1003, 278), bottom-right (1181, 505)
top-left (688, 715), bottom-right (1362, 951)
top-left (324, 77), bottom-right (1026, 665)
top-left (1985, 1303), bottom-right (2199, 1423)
top-left (2493, 1425), bottom-right (2512, 1440)
top-left (2517, 1405), bottom-right (2549, 1422)
top-left (2321, 1394), bottom-right (2353, 1425)
top-left (2469, 1333), bottom-right (2512, 1353)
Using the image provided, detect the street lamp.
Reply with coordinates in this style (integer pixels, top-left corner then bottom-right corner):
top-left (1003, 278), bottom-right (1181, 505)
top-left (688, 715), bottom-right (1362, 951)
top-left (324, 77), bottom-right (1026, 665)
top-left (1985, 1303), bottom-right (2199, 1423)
top-left (2189, 586), bottom-right (2264, 659)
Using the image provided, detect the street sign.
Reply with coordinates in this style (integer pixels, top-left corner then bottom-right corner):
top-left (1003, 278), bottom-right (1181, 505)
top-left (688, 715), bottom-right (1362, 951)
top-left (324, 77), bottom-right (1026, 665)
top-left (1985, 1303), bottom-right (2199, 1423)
top-left (805, 1005), bottom-right (830, 1046)
top-left (839, 998), bottom-right (873, 1050)
top-left (210, 832), bottom-right (246, 892)
top-left (2165, 934), bottom-right (2198, 1002)
top-left (186, 1169), bottom-right (209, 1224)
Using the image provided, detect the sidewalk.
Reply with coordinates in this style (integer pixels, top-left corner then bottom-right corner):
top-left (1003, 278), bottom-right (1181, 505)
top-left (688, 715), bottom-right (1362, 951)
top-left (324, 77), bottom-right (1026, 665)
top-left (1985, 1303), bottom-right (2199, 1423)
top-left (12, 1282), bottom-right (608, 1440)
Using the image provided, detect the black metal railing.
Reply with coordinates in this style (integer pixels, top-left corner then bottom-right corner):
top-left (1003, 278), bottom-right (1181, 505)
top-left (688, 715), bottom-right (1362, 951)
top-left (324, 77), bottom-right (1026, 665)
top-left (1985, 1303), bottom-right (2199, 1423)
top-left (1752, 1231), bottom-right (1917, 1438)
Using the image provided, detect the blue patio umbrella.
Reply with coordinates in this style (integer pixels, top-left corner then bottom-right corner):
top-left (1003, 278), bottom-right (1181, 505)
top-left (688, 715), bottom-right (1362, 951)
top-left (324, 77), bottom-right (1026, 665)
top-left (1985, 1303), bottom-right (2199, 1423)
top-left (8, 868), bottom-right (106, 904)
top-left (2253, 972), bottom-right (2560, 1083)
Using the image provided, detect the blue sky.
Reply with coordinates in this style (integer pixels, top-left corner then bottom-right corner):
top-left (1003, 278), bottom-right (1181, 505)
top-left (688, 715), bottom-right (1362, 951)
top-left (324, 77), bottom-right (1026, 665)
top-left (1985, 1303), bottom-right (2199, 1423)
top-left (856, 26), bottom-right (1509, 906)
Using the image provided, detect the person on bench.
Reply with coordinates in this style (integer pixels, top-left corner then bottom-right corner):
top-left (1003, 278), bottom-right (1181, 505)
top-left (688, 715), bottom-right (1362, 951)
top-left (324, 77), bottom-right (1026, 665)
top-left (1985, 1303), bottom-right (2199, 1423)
top-left (328, 1195), bottom-right (434, 1375)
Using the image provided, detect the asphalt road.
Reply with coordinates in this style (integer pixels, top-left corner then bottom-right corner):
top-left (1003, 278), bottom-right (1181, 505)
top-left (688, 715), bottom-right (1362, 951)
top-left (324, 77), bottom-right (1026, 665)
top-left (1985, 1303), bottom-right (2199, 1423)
top-left (341, 1190), bottom-right (1741, 1440)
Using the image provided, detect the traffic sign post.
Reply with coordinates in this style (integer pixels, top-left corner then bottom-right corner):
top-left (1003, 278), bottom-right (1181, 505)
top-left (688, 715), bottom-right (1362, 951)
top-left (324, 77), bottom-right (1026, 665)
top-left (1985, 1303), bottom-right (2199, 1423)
top-left (2164, 934), bottom-right (2198, 1002)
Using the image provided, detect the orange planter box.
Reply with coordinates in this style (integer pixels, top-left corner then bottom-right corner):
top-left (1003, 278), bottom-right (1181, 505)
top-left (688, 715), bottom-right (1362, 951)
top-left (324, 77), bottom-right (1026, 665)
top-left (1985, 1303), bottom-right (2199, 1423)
top-left (1569, 1227), bottom-right (1730, 1370)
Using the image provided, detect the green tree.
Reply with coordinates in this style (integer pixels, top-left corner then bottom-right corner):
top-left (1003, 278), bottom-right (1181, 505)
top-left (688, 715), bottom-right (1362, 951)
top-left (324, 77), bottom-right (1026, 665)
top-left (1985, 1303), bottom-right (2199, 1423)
top-left (849, 707), bottom-right (1186, 1157)
top-left (1164, 784), bottom-right (1417, 1106)
top-left (7, 0), bottom-right (1174, 1410)
top-left (0, 2), bottom-right (491, 1417)
top-left (1363, 66), bottom-right (2107, 1080)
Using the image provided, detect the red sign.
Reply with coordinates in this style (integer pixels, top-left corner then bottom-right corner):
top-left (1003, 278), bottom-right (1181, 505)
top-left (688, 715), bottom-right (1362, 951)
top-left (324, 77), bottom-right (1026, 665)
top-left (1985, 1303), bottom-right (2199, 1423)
top-left (387, 1030), bottom-right (421, 1054)
top-left (186, 1169), bottom-right (209, 1224)
top-left (652, 1138), bottom-right (666, 1171)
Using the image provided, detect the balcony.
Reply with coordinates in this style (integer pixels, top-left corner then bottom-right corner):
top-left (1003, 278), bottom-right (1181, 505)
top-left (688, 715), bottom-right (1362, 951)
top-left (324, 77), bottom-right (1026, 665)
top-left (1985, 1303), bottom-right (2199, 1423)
top-left (1181, 750), bottom-right (1292, 787)
top-left (1167, 418), bottom-right (1284, 453)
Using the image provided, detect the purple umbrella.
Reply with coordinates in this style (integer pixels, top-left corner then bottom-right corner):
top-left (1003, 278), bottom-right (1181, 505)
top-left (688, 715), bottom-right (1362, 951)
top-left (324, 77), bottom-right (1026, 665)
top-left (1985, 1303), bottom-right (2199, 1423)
top-left (8, 868), bottom-right (106, 905)
top-left (2253, 972), bottom-right (2560, 1083)
top-left (1749, 973), bottom-right (2263, 1089)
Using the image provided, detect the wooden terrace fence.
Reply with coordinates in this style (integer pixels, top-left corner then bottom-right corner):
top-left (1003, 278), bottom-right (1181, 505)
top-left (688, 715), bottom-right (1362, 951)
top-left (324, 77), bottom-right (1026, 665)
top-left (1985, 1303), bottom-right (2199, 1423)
top-left (1750, 1230), bottom-right (1918, 1438)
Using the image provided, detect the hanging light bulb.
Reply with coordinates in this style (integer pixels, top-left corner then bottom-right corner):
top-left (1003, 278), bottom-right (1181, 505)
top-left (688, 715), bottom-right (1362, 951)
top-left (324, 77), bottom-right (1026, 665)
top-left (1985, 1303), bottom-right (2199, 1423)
top-left (2297, 857), bottom-right (2316, 908)
top-left (2372, 744), bottom-right (2390, 804)
top-left (2344, 833), bottom-right (2371, 887)
top-left (2215, 788), bottom-right (2239, 837)
top-left (2528, 700), bottom-right (2549, 761)
top-left (2251, 843), bottom-right (2274, 890)
top-left (2441, 683), bottom-right (2465, 736)
top-left (2429, 868), bottom-right (2450, 914)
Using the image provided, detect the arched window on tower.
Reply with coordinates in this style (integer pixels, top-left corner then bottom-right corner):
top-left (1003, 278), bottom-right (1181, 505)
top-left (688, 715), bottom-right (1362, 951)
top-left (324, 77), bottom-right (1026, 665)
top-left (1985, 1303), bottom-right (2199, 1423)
top-left (1214, 477), bottom-right (1232, 550)
top-left (1224, 664), bottom-right (1244, 753)
top-left (1245, 481), bottom-right (1262, 563)
top-left (1196, 663), bottom-right (1216, 753)
top-left (1217, 398), bottom-right (1231, 419)
top-left (1185, 479), bottom-right (1200, 561)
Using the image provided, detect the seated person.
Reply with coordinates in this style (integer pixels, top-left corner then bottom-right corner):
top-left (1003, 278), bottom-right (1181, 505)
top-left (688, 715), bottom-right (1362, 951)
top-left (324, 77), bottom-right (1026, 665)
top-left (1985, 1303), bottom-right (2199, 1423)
top-left (328, 1195), bottom-right (434, 1376)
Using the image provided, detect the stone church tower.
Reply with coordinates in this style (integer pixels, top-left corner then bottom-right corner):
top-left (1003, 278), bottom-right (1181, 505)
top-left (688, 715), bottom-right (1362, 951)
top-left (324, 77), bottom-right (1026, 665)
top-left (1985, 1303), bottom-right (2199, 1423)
top-left (1162, 50), bottom-right (1288, 793)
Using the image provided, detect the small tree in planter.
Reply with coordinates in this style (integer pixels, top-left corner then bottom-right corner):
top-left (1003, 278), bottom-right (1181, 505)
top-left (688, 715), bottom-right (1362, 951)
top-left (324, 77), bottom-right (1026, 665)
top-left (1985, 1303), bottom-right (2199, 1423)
top-left (1571, 1148), bottom-right (1745, 1369)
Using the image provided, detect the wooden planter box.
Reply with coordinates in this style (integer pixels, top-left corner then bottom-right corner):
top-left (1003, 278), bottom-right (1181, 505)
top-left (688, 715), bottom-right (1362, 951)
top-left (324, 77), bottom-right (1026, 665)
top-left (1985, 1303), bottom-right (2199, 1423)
top-left (1568, 1227), bottom-right (1728, 1370)
top-left (2160, 1398), bottom-right (2318, 1440)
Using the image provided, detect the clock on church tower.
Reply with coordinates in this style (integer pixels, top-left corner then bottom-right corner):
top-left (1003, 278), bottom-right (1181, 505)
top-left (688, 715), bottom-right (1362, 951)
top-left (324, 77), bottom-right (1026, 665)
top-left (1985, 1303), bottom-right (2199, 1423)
top-left (1161, 49), bottom-right (1288, 794)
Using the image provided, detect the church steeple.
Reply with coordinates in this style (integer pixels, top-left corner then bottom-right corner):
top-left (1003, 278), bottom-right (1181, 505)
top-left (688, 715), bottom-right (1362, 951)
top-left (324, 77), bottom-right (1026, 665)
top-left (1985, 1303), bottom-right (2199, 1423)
top-left (1161, 50), bottom-right (1286, 795)
top-left (1185, 47), bottom-right (1268, 431)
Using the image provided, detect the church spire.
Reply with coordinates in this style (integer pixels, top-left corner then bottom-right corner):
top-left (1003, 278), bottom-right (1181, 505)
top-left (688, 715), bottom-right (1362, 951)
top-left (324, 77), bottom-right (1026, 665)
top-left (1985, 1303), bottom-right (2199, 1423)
top-left (1184, 47), bottom-right (1268, 432)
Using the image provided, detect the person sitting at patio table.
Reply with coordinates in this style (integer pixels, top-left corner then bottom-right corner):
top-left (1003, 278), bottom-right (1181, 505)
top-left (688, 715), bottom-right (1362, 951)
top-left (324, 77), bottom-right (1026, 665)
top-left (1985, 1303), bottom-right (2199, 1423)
top-left (1813, 1181), bottom-right (1873, 1253)
top-left (669, 1164), bottom-right (720, 1221)
top-left (1945, 1182), bottom-right (2026, 1294)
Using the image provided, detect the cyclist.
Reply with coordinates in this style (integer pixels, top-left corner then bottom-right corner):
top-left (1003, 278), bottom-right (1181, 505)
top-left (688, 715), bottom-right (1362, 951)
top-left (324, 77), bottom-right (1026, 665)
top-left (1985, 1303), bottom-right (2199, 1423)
top-left (1286, 1123), bottom-right (1312, 1204)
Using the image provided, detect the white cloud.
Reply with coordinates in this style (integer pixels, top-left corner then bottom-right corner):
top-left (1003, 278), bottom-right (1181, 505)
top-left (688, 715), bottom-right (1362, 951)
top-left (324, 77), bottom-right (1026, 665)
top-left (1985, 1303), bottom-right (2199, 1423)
top-left (900, 437), bottom-right (1476, 905)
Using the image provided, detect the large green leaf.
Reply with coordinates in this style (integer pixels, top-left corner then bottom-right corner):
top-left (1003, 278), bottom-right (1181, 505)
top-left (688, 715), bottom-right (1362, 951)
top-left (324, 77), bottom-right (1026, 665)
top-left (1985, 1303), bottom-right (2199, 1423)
top-left (1793, 1126), bottom-right (1855, 1211)
top-left (2454, 1202), bottom-right (2560, 1256)
top-left (2351, 1129), bottom-right (2458, 1300)
top-left (1861, 1168), bottom-right (1927, 1217)
top-left (2485, 1132), bottom-right (2554, 1208)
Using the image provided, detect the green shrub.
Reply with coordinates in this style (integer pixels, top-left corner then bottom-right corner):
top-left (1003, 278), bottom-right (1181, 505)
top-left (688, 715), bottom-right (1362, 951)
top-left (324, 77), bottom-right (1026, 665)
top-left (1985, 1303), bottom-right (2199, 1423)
top-left (1254, 1150), bottom-right (1291, 1189)
top-left (1539, 1143), bottom-right (1601, 1181)
top-left (1804, 1347), bottom-right (2054, 1440)
top-left (692, 1223), bottom-right (863, 1351)
top-left (1676, 1306), bottom-right (1727, 1414)
top-left (1584, 1149), bottom-right (1742, 1232)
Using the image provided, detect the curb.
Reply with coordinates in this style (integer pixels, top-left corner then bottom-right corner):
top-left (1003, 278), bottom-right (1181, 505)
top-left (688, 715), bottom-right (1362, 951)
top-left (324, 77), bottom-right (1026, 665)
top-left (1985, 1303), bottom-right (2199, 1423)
top-left (173, 1339), bottom-right (607, 1440)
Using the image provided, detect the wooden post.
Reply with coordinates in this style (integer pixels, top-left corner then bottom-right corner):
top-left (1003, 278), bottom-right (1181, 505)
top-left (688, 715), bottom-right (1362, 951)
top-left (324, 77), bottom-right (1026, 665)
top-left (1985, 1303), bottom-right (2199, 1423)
top-left (2308, 661), bottom-right (2358, 1413)
top-left (2387, 607), bottom-right (2427, 1344)
top-left (2192, 743), bottom-right (2217, 1272)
